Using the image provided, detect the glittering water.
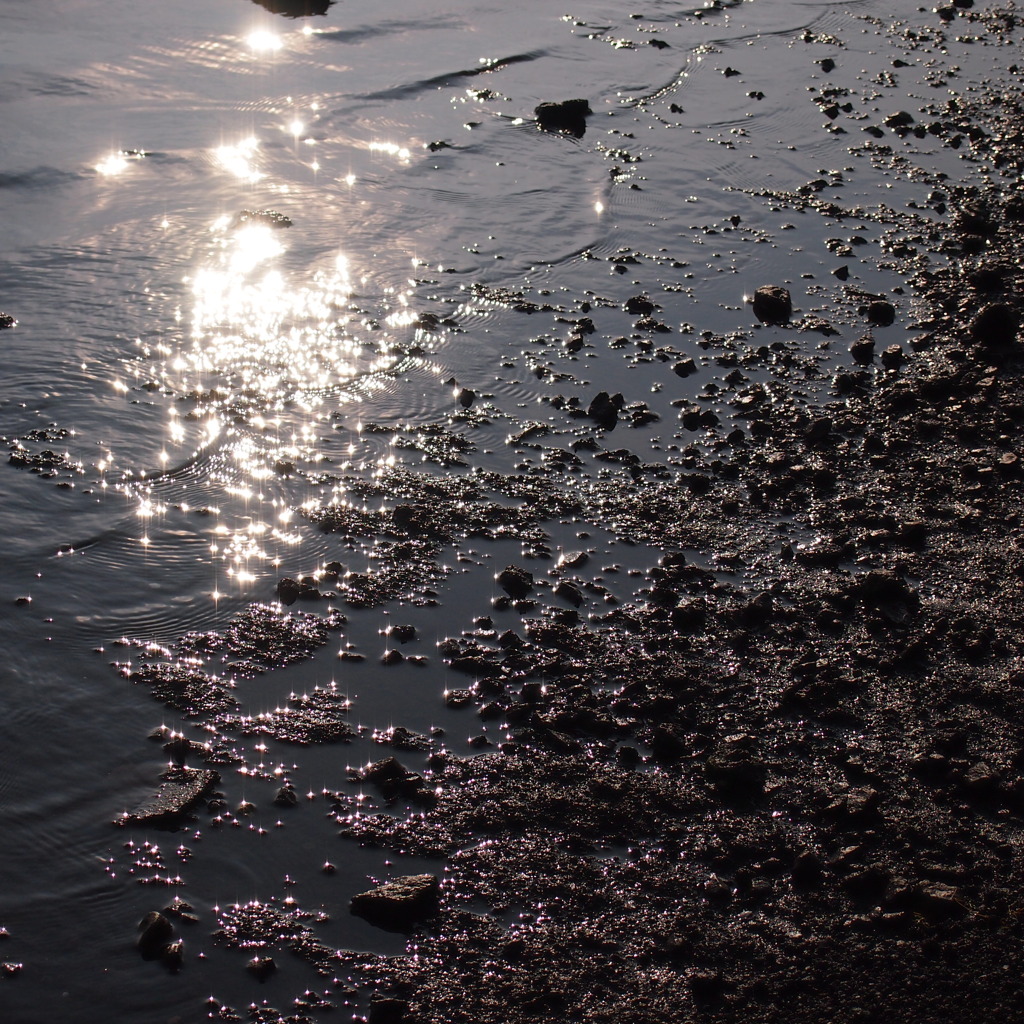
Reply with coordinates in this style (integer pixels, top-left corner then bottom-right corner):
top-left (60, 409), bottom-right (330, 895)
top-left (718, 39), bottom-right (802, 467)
top-left (0, 0), bottom-right (1002, 1018)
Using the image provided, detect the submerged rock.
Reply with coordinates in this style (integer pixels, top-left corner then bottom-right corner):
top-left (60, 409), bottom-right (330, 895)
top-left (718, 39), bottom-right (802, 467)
top-left (350, 874), bottom-right (440, 930)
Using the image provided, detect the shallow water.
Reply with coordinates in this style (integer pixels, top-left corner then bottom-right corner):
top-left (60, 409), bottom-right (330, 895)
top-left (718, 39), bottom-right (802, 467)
top-left (0, 0), bottom-right (1009, 1018)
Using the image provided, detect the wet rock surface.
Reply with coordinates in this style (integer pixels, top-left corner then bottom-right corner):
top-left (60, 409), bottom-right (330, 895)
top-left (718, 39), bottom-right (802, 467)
top-left (119, 767), bottom-right (220, 826)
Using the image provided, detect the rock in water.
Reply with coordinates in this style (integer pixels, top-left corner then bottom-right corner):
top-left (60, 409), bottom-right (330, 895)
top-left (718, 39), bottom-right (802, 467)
top-left (0, 313), bottom-right (16, 329)
top-left (496, 564), bottom-right (534, 600)
top-left (587, 391), bottom-right (624, 430)
top-left (137, 911), bottom-right (173, 960)
top-left (751, 285), bottom-right (792, 325)
top-left (118, 767), bottom-right (220, 826)
top-left (350, 874), bottom-right (440, 930)
top-left (534, 98), bottom-right (592, 136)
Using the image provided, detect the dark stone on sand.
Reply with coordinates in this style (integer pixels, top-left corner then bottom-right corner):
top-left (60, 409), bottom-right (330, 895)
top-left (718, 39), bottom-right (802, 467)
top-left (137, 912), bottom-right (174, 960)
top-left (534, 99), bottom-right (592, 137)
top-left (970, 303), bottom-right (1019, 349)
top-left (119, 767), bottom-right (220, 826)
top-left (350, 874), bottom-right (440, 930)
top-left (752, 285), bottom-right (792, 325)
top-left (867, 300), bottom-right (896, 326)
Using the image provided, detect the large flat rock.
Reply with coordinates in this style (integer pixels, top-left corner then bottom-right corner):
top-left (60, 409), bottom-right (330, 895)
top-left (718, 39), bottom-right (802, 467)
top-left (350, 874), bottom-right (440, 930)
top-left (118, 768), bottom-right (219, 826)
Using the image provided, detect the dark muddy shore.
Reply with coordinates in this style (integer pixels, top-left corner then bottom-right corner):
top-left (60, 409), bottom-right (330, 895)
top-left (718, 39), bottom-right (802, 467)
top-left (3, 2), bottom-right (1024, 1022)
top-left (311, 9), bottom-right (1024, 1024)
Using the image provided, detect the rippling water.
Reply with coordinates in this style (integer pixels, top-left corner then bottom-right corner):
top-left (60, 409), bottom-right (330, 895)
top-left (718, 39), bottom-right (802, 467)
top-left (0, 0), bottom-right (1003, 1018)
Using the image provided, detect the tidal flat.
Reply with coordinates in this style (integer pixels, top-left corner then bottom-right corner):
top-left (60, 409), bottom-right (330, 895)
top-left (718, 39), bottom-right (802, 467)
top-left (1, 1), bottom-right (1023, 1021)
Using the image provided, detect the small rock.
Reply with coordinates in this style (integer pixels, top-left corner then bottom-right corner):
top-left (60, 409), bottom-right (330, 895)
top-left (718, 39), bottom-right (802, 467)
top-left (867, 300), bottom-right (896, 327)
top-left (277, 577), bottom-right (302, 605)
top-left (137, 912), bottom-right (174, 960)
top-left (0, 313), bottom-right (16, 329)
top-left (247, 955), bottom-right (276, 982)
top-left (970, 303), bottom-right (1019, 349)
top-left (119, 768), bottom-right (220, 826)
top-left (369, 996), bottom-right (410, 1024)
top-left (534, 98), bottom-right (592, 136)
top-left (497, 564), bottom-right (534, 599)
top-left (624, 294), bottom-right (655, 315)
top-left (883, 111), bottom-right (915, 128)
top-left (587, 391), bottom-right (624, 430)
top-left (350, 874), bottom-right (440, 930)
top-left (673, 357), bottom-right (698, 377)
top-left (161, 938), bottom-right (184, 972)
top-left (880, 344), bottom-right (904, 369)
top-left (849, 337), bottom-right (875, 365)
top-left (751, 285), bottom-right (792, 325)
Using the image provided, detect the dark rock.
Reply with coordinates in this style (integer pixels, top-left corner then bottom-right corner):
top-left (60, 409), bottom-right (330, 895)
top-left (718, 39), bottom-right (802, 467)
top-left (0, 313), bottom-right (16, 329)
top-left (867, 300), bottom-right (896, 326)
top-left (497, 564), bottom-right (534, 599)
top-left (119, 768), bottom-right (220, 826)
top-left (880, 344), bottom-right (904, 369)
top-left (884, 111), bottom-right (915, 128)
top-left (390, 624), bottom-right (417, 643)
top-left (534, 99), bottom-right (592, 137)
top-left (673, 357), bottom-right (698, 377)
top-left (624, 294), bottom-right (656, 315)
top-left (273, 785), bottom-right (299, 807)
top-left (554, 581), bottom-right (583, 607)
top-left (970, 303), bottom-right (1019, 349)
top-left (587, 391), bottom-right (624, 429)
top-left (137, 912), bottom-right (174, 960)
top-left (369, 996), bottom-right (410, 1024)
top-left (277, 577), bottom-right (302, 605)
top-left (853, 569), bottom-right (914, 606)
top-left (752, 285), bottom-right (792, 325)
top-left (350, 874), bottom-right (440, 930)
top-left (247, 955), bottom-right (276, 981)
top-left (161, 939), bottom-right (184, 972)
top-left (850, 338), bottom-right (876, 365)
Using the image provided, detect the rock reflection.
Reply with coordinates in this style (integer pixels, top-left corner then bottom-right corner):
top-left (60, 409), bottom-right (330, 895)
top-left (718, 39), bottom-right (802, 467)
top-left (250, 0), bottom-right (333, 18)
